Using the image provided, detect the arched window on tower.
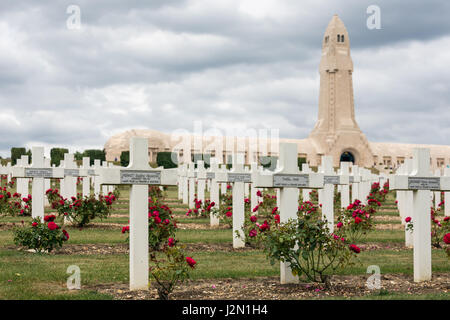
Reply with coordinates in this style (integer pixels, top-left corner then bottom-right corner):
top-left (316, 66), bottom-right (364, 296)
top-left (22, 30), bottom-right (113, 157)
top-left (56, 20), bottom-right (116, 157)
top-left (341, 35), bottom-right (345, 42)
top-left (337, 35), bottom-right (340, 42)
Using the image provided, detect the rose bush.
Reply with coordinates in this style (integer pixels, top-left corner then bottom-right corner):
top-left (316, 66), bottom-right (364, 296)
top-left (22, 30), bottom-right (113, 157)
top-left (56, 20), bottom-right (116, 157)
top-left (122, 198), bottom-right (178, 251)
top-left (46, 188), bottom-right (116, 227)
top-left (335, 199), bottom-right (375, 244)
top-left (262, 208), bottom-right (357, 286)
top-left (13, 216), bottom-right (69, 253)
top-left (149, 239), bottom-right (196, 300)
top-left (186, 198), bottom-right (216, 218)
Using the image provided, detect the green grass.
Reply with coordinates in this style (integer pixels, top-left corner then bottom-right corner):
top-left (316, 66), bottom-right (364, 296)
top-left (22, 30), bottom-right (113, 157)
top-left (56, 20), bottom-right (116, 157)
top-left (0, 188), bottom-right (448, 300)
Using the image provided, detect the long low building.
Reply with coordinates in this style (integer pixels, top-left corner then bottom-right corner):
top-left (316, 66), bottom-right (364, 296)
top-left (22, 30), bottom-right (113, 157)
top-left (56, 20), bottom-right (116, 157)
top-left (104, 15), bottom-right (450, 172)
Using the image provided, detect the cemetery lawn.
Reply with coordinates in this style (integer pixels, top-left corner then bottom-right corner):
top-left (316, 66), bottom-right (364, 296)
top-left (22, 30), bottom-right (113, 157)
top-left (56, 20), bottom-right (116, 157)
top-left (0, 187), bottom-right (448, 300)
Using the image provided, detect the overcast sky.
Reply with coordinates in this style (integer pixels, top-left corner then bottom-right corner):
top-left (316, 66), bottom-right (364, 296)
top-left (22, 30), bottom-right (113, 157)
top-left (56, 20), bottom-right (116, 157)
top-left (1, 0), bottom-right (449, 157)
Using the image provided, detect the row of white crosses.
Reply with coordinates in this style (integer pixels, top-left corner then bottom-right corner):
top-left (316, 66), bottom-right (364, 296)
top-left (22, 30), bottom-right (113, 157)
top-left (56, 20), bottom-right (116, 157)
top-left (390, 148), bottom-right (450, 282)
top-left (9, 147), bottom-right (117, 221)
top-left (98, 137), bottom-right (178, 290)
top-left (216, 154), bottom-right (251, 248)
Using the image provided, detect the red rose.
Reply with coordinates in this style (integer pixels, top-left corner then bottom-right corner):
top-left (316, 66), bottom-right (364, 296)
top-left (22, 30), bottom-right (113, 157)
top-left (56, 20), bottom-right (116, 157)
top-left (259, 220), bottom-right (270, 231)
top-left (354, 217), bottom-right (362, 224)
top-left (62, 230), bottom-right (69, 241)
top-left (444, 216), bottom-right (449, 222)
top-left (337, 222), bottom-right (343, 228)
top-left (256, 190), bottom-right (262, 197)
top-left (349, 244), bottom-right (360, 253)
top-left (186, 257), bottom-right (196, 268)
top-left (443, 233), bottom-right (450, 245)
top-left (32, 222), bottom-right (38, 227)
top-left (121, 226), bottom-right (129, 233)
top-left (154, 216), bottom-right (161, 224)
top-left (47, 221), bottom-right (58, 230)
top-left (168, 237), bottom-right (175, 247)
top-left (249, 229), bottom-right (257, 237)
top-left (405, 217), bottom-right (411, 223)
top-left (274, 214), bottom-right (280, 224)
top-left (226, 211), bottom-right (232, 218)
top-left (250, 215), bottom-right (257, 223)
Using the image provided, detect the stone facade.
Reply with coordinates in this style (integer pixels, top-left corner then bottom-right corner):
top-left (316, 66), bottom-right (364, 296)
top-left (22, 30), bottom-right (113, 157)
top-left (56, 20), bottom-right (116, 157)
top-left (104, 15), bottom-right (450, 172)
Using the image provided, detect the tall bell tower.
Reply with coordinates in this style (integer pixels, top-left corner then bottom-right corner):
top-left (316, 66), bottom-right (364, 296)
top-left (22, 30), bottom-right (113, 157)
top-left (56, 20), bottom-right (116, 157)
top-left (309, 14), bottom-right (373, 167)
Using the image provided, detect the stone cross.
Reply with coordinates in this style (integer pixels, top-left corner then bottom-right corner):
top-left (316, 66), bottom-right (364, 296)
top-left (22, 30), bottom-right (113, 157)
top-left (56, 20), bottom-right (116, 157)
top-left (434, 169), bottom-right (441, 209)
top-left (101, 161), bottom-right (109, 195)
top-left (187, 162), bottom-right (196, 209)
top-left (216, 154), bottom-right (251, 248)
top-left (252, 143), bottom-right (324, 284)
top-left (350, 165), bottom-right (360, 203)
top-left (403, 159), bottom-right (414, 247)
top-left (359, 168), bottom-right (372, 204)
top-left (44, 158), bottom-right (51, 204)
top-left (396, 163), bottom-right (407, 223)
top-left (321, 156), bottom-right (349, 231)
top-left (390, 148), bottom-right (450, 282)
top-left (339, 162), bottom-right (350, 208)
top-left (250, 162), bottom-right (261, 214)
top-left (301, 163), bottom-right (311, 201)
top-left (220, 164), bottom-right (227, 195)
top-left (445, 167), bottom-right (450, 217)
top-left (244, 166), bottom-right (250, 198)
top-left (82, 157), bottom-right (91, 198)
top-left (207, 158), bottom-right (220, 226)
top-left (180, 164), bottom-right (189, 205)
top-left (17, 156), bottom-right (30, 197)
top-left (177, 165), bottom-right (183, 201)
top-left (93, 159), bottom-right (102, 199)
top-left (196, 160), bottom-right (207, 205)
top-left (62, 154), bottom-right (83, 200)
top-left (99, 137), bottom-right (177, 290)
top-left (11, 147), bottom-right (64, 220)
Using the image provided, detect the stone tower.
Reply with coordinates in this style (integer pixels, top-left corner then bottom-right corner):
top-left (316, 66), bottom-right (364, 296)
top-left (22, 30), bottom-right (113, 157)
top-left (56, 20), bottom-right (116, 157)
top-left (309, 14), bottom-right (373, 167)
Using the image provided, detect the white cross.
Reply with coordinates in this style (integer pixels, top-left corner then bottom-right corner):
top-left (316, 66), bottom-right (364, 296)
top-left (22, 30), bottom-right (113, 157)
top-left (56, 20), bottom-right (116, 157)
top-left (187, 162), bottom-right (196, 209)
top-left (18, 156), bottom-right (30, 196)
top-left (99, 137), bottom-right (177, 291)
top-left (81, 157), bottom-right (91, 198)
top-left (207, 158), bottom-right (220, 226)
top-left (250, 162), bottom-right (261, 215)
top-left (390, 148), bottom-right (450, 282)
top-left (92, 160), bottom-right (102, 199)
top-left (350, 165), bottom-right (361, 203)
top-left (179, 164), bottom-right (189, 205)
top-left (321, 156), bottom-right (349, 231)
top-left (196, 160), bottom-right (207, 205)
top-left (359, 168), bottom-right (372, 204)
top-left (434, 169), bottom-right (441, 209)
top-left (403, 159), bottom-right (414, 248)
top-left (216, 153), bottom-right (251, 249)
top-left (62, 154), bottom-right (85, 200)
top-left (101, 161), bottom-right (109, 196)
top-left (396, 163), bottom-right (407, 223)
top-left (301, 163), bottom-right (311, 201)
top-left (445, 167), bottom-right (450, 217)
top-left (339, 162), bottom-right (351, 207)
top-left (252, 143), bottom-right (324, 284)
top-left (11, 147), bottom-right (64, 220)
